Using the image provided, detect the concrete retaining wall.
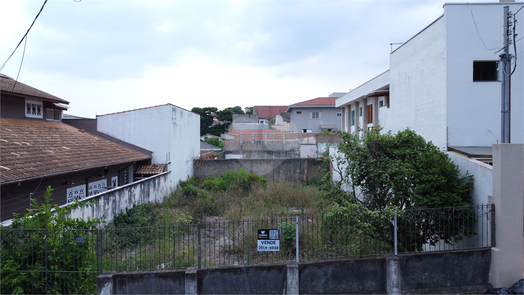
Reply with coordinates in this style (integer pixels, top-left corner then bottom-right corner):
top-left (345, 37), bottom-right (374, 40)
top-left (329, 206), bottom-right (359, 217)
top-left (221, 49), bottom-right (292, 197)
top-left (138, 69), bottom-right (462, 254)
top-left (68, 172), bottom-right (171, 225)
top-left (193, 159), bottom-right (326, 183)
top-left (299, 258), bottom-right (387, 294)
top-left (98, 248), bottom-right (491, 294)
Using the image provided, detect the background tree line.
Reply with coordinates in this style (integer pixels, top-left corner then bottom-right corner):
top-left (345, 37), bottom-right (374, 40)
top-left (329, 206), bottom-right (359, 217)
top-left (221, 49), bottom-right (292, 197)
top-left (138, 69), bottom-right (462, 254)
top-left (192, 106), bottom-right (253, 136)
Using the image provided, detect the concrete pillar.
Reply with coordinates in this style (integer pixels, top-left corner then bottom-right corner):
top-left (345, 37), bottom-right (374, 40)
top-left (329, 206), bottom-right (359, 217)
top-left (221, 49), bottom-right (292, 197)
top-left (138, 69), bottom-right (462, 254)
top-left (491, 144), bottom-right (524, 288)
top-left (286, 262), bottom-right (299, 295)
top-left (386, 254), bottom-right (401, 295)
top-left (373, 97), bottom-right (379, 127)
top-left (341, 106), bottom-right (346, 132)
top-left (97, 274), bottom-right (113, 295)
top-left (355, 101), bottom-right (360, 137)
top-left (185, 267), bottom-right (198, 295)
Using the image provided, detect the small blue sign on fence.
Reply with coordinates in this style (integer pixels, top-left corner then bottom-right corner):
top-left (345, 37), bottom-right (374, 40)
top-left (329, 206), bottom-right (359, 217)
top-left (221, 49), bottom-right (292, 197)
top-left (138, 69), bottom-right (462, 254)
top-left (76, 237), bottom-right (85, 243)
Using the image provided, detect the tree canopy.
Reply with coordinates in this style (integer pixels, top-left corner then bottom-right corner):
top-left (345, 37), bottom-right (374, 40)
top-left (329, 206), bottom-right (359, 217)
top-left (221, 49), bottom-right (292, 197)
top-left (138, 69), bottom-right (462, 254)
top-left (322, 127), bottom-right (474, 251)
top-left (191, 106), bottom-right (247, 136)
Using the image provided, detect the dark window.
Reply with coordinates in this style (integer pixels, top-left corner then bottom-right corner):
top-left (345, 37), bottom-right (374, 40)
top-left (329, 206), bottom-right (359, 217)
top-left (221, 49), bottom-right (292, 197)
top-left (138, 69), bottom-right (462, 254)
top-left (367, 105), bottom-right (373, 124)
top-left (359, 107), bottom-right (362, 117)
top-left (473, 61), bottom-right (499, 81)
top-left (351, 110), bottom-right (355, 126)
top-left (296, 111), bottom-right (302, 114)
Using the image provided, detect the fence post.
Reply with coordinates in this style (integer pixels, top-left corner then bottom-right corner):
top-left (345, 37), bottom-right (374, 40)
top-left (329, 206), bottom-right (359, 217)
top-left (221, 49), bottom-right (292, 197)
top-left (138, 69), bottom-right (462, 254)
top-left (97, 229), bottom-right (103, 275)
top-left (198, 222), bottom-right (201, 269)
top-left (394, 212), bottom-right (398, 256)
top-left (295, 215), bottom-right (299, 263)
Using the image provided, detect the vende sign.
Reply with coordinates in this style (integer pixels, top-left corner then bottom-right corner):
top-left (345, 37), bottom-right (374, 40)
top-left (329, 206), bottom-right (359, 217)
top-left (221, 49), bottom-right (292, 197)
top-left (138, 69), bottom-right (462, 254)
top-left (257, 229), bottom-right (280, 251)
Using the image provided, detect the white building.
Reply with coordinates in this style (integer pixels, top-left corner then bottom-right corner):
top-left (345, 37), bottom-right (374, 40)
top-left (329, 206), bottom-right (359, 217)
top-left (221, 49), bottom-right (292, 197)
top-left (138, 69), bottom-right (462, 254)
top-left (337, 2), bottom-right (524, 152)
top-left (97, 104), bottom-right (200, 188)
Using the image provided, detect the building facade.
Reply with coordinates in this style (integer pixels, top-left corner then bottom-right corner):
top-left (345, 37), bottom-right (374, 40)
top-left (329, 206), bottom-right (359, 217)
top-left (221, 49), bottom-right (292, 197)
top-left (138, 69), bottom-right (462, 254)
top-left (337, 3), bottom-right (524, 151)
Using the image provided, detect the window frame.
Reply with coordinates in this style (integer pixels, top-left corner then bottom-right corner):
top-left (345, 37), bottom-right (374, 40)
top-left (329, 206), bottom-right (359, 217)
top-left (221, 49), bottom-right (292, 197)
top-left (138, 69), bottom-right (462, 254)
top-left (473, 61), bottom-right (499, 82)
top-left (25, 100), bottom-right (43, 118)
top-left (310, 111), bottom-right (321, 119)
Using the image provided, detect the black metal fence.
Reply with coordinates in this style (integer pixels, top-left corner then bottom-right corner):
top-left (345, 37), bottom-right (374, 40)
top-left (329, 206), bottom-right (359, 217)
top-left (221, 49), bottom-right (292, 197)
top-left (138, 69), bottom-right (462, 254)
top-left (0, 204), bottom-right (494, 292)
top-left (100, 204), bottom-right (494, 272)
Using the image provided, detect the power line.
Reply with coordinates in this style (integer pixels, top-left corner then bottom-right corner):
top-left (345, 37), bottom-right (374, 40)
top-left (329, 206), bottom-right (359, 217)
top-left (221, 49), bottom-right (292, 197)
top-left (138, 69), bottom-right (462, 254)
top-left (12, 35), bottom-right (28, 92)
top-left (0, 0), bottom-right (49, 72)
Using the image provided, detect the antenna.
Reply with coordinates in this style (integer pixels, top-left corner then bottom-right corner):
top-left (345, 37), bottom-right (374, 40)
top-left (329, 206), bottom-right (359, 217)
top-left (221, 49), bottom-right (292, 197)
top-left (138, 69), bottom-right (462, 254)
top-left (390, 42), bottom-right (404, 52)
top-left (488, 129), bottom-right (499, 144)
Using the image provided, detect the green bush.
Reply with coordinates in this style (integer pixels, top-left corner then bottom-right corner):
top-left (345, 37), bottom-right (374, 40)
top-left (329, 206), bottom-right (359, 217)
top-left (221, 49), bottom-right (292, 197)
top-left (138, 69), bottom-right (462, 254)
top-left (216, 169), bottom-right (267, 192)
top-left (190, 189), bottom-right (218, 220)
top-left (201, 176), bottom-right (219, 191)
top-left (0, 186), bottom-right (104, 295)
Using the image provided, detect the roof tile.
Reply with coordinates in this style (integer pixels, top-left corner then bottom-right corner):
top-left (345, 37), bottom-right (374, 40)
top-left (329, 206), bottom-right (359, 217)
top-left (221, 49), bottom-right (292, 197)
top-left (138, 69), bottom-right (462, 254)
top-left (0, 118), bottom-right (151, 183)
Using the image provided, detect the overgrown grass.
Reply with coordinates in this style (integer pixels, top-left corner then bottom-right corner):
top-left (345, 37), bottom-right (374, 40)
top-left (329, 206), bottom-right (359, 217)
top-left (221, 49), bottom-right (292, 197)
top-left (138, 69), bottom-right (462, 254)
top-left (106, 169), bottom-right (323, 227)
top-left (101, 168), bottom-right (364, 269)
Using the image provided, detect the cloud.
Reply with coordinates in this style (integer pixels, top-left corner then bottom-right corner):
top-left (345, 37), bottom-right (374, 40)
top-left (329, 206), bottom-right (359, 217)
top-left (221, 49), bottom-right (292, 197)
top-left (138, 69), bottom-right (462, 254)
top-left (0, 0), bottom-right (499, 118)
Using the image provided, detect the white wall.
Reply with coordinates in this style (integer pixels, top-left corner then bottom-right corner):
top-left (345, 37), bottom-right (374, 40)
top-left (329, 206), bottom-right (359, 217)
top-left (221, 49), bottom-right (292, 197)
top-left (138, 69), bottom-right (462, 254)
top-left (387, 16), bottom-right (448, 150)
top-left (97, 104), bottom-right (200, 187)
top-left (448, 151), bottom-right (492, 205)
top-left (445, 3), bottom-right (524, 147)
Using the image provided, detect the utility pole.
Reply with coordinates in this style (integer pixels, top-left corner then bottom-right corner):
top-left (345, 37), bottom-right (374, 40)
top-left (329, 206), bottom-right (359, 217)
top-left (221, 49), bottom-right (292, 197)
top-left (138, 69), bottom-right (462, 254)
top-left (500, 6), bottom-right (512, 143)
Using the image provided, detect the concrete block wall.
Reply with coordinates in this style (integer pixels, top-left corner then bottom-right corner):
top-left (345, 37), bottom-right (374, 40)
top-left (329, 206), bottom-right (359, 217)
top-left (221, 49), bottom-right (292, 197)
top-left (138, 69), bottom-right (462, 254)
top-left (97, 249), bottom-right (491, 294)
top-left (193, 159), bottom-right (326, 184)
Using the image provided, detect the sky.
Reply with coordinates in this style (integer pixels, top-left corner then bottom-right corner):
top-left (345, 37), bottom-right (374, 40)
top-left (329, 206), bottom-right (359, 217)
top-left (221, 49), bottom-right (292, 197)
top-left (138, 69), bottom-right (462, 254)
top-left (0, 0), bottom-right (500, 118)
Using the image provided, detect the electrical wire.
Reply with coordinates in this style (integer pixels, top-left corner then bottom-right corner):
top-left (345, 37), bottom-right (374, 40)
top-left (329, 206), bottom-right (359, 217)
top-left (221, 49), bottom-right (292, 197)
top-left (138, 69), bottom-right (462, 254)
top-left (12, 35), bottom-right (28, 92)
top-left (469, 6), bottom-right (502, 52)
top-left (514, 4), bottom-right (524, 17)
top-left (0, 0), bottom-right (48, 72)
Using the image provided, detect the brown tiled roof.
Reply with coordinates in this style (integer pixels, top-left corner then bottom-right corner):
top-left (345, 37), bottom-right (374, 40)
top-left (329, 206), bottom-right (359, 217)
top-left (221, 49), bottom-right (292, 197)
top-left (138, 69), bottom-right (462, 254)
top-left (291, 97), bottom-right (337, 107)
top-left (227, 129), bottom-right (282, 134)
top-left (253, 106), bottom-right (289, 119)
top-left (135, 164), bottom-right (168, 175)
top-left (0, 118), bottom-right (151, 183)
top-left (0, 74), bottom-right (69, 104)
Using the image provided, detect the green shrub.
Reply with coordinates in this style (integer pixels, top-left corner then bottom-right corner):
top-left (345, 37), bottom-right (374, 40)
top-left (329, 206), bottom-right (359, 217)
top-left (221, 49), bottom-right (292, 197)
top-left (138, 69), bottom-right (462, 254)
top-left (216, 169), bottom-right (267, 192)
top-left (190, 189), bottom-right (218, 220)
top-left (1, 186), bottom-right (104, 294)
top-left (109, 204), bottom-right (158, 248)
top-left (279, 221), bottom-right (296, 251)
top-left (182, 184), bottom-right (198, 196)
top-left (201, 176), bottom-right (219, 191)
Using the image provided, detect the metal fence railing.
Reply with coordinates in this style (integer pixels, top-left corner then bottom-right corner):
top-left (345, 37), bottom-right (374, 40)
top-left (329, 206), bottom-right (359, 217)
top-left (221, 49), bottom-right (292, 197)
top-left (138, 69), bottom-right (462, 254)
top-left (99, 204), bottom-right (494, 273)
top-left (0, 228), bottom-right (99, 295)
top-left (0, 204), bottom-right (494, 289)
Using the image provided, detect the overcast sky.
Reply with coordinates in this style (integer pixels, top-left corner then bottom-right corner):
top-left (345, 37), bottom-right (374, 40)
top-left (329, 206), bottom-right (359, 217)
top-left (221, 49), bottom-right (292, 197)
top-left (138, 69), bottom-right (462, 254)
top-left (0, 0), bottom-right (500, 118)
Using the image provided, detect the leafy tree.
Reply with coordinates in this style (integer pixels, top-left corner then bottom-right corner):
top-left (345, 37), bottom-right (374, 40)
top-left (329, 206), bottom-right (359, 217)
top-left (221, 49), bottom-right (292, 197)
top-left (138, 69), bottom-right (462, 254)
top-left (191, 107), bottom-right (218, 136)
top-left (192, 106), bottom-right (245, 136)
top-left (204, 137), bottom-right (223, 150)
top-left (244, 106), bottom-right (253, 115)
top-left (0, 186), bottom-right (105, 294)
top-left (323, 127), bottom-right (474, 252)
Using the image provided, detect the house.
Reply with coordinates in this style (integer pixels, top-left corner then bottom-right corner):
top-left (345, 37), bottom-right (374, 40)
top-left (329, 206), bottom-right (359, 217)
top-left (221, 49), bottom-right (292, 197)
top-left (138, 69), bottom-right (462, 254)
top-left (231, 114), bottom-right (272, 131)
top-left (200, 141), bottom-right (222, 160)
top-left (335, 1), bottom-right (524, 206)
top-left (0, 74), bottom-right (152, 221)
top-left (95, 104), bottom-right (200, 187)
top-left (253, 106), bottom-right (289, 124)
top-left (337, 2), bottom-right (524, 153)
top-left (287, 96), bottom-right (342, 133)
